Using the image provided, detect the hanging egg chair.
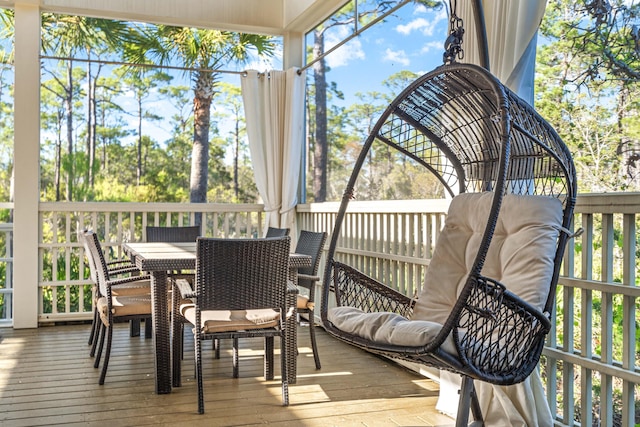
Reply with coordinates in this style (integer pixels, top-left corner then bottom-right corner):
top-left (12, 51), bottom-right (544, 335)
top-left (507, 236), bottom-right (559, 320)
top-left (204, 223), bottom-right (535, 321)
top-left (319, 4), bottom-right (577, 426)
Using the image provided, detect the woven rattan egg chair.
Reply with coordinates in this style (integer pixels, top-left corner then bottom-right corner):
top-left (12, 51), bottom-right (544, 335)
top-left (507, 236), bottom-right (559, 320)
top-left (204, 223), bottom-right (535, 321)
top-left (319, 15), bottom-right (577, 427)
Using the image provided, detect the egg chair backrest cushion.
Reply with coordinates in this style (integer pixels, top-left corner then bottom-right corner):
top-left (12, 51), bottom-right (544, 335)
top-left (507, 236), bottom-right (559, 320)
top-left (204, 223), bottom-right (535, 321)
top-left (411, 192), bottom-right (563, 324)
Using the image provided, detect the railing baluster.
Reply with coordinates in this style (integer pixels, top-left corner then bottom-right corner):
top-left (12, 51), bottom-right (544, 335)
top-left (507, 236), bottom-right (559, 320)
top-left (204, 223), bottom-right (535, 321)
top-left (12, 195), bottom-right (637, 425)
top-left (621, 214), bottom-right (636, 426)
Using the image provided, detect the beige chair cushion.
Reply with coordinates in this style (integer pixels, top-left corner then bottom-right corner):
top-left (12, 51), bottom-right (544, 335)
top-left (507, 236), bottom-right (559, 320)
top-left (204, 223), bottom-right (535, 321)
top-left (327, 306), bottom-right (456, 353)
top-left (297, 294), bottom-right (314, 310)
top-left (412, 193), bottom-right (563, 324)
top-left (181, 306), bottom-right (281, 333)
top-left (111, 279), bottom-right (151, 297)
top-left (328, 193), bottom-right (563, 354)
top-left (97, 295), bottom-right (152, 325)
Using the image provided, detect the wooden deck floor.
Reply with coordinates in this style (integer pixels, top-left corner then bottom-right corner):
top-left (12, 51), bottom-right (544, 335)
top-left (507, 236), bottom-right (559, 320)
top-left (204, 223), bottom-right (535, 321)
top-left (0, 322), bottom-right (454, 427)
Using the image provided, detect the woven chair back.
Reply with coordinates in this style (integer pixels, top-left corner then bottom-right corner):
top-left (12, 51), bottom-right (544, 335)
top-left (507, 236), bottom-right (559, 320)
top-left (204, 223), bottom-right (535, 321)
top-left (195, 237), bottom-right (290, 311)
top-left (146, 225), bottom-right (200, 242)
top-left (294, 230), bottom-right (327, 278)
top-left (265, 227), bottom-right (290, 238)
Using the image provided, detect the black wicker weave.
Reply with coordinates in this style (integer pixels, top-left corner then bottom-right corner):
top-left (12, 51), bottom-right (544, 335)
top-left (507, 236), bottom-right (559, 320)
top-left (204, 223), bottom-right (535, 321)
top-left (265, 226), bottom-right (290, 237)
top-left (294, 230), bottom-right (327, 369)
top-left (83, 230), bottom-right (153, 385)
top-left (320, 62), bottom-right (577, 426)
top-left (79, 229), bottom-right (144, 350)
top-left (174, 236), bottom-right (292, 413)
top-left (145, 225), bottom-right (201, 243)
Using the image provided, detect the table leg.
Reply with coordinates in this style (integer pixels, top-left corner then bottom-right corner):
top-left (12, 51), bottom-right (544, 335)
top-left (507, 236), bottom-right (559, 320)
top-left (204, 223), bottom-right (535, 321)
top-left (286, 284), bottom-right (298, 384)
top-left (172, 281), bottom-right (183, 388)
top-left (151, 270), bottom-right (172, 394)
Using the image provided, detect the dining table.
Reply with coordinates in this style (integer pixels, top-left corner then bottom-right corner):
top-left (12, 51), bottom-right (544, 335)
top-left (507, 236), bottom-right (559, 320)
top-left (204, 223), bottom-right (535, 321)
top-left (122, 240), bottom-right (311, 394)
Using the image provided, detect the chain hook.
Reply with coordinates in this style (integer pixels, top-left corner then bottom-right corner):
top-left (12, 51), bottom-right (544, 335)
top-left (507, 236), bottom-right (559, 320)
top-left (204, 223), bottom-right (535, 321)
top-left (443, 0), bottom-right (465, 64)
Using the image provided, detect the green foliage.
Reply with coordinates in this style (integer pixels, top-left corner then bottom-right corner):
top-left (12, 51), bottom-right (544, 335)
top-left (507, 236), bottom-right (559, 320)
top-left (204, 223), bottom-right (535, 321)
top-left (536, 0), bottom-right (640, 193)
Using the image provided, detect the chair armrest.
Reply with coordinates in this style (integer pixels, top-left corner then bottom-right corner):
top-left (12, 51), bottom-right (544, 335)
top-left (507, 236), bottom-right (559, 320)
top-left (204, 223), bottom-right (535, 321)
top-left (107, 265), bottom-right (140, 276)
top-left (174, 278), bottom-right (196, 299)
top-left (287, 281), bottom-right (299, 294)
top-left (106, 274), bottom-right (151, 288)
top-left (106, 259), bottom-right (135, 267)
top-left (297, 273), bottom-right (320, 283)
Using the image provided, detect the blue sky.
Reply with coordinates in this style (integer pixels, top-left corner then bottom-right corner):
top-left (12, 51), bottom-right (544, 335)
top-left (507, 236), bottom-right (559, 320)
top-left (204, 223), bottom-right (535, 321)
top-left (141, 2), bottom-right (451, 146)
top-left (313, 2), bottom-right (450, 107)
top-left (33, 2), bottom-right (452, 150)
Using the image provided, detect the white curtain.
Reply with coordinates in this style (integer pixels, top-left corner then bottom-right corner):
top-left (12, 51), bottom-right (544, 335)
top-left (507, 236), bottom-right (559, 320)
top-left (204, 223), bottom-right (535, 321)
top-left (459, 0), bottom-right (547, 104)
top-left (437, 1), bottom-right (553, 426)
top-left (241, 68), bottom-right (306, 239)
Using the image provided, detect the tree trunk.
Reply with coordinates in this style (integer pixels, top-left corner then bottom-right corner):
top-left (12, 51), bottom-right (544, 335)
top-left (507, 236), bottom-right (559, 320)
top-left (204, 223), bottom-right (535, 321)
top-left (137, 96), bottom-right (143, 186)
top-left (313, 29), bottom-right (328, 202)
top-left (234, 117), bottom-right (239, 198)
top-left (87, 61), bottom-right (102, 189)
top-left (55, 112), bottom-right (62, 202)
top-left (190, 71), bottom-right (214, 225)
top-left (65, 60), bottom-right (74, 201)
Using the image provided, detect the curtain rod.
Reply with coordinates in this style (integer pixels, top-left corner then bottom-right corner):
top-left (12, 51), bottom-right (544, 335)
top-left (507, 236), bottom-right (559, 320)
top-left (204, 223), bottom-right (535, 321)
top-left (40, 55), bottom-right (248, 76)
top-left (299, 0), bottom-right (412, 73)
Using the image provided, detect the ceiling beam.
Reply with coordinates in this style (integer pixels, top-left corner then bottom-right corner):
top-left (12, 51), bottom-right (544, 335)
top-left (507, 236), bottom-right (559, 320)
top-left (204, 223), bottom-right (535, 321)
top-left (3, 0), bottom-right (346, 35)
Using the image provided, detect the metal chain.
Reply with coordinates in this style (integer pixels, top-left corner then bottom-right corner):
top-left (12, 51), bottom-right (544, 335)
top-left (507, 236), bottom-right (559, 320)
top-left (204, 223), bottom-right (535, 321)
top-left (443, 0), bottom-right (465, 64)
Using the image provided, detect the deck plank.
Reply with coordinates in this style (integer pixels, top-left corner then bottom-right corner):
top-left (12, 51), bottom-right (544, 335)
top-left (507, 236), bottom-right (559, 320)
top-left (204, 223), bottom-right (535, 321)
top-left (0, 323), bottom-right (454, 426)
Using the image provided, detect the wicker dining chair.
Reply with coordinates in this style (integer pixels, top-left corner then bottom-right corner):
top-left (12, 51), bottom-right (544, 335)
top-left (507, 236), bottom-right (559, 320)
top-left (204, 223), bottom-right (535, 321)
top-left (83, 230), bottom-right (154, 385)
top-left (146, 225), bottom-right (201, 359)
top-left (145, 225), bottom-right (201, 243)
top-left (265, 227), bottom-right (290, 238)
top-left (79, 229), bottom-right (151, 354)
top-left (172, 236), bottom-right (291, 413)
top-left (294, 230), bottom-right (327, 369)
top-left (146, 224), bottom-right (200, 279)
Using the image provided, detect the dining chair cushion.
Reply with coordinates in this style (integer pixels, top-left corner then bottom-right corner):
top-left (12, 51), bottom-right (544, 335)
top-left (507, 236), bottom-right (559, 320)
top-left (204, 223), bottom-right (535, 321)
top-left (297, 294), bottom-right (314, 310)
top-left (181, 306), bottom-right (281, 333)
top-left (110, 279), bottom-right (151, 296)
top-left (97, 295), bottom-right (152, 325)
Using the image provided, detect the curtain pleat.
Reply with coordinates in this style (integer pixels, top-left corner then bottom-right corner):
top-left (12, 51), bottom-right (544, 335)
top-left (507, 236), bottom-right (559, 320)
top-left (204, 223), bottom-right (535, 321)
top-left (459, 0), bottom-right (547, 104)
top-left (241, 68), bottom-right (306, 238)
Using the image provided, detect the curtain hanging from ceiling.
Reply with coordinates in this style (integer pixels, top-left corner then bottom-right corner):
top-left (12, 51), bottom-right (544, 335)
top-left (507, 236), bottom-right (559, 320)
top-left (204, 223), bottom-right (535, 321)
top-left (459, 0), bottom-right (547, 104)
top-left (241, 68), bottom-right (306, 238)
top-left (436, 1), bottom-right (553, 426)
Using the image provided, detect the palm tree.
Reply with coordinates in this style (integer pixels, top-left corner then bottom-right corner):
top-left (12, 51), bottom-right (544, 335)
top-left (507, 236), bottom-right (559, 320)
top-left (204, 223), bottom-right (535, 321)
top-left (125, 25), bottom-right (275, 223)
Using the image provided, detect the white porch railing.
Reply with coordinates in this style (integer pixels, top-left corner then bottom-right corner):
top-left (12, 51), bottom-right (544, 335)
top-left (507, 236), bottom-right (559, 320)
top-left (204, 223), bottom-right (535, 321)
top-left (0, 222), bottom-right (13, 327)
top-left (298, 194), bottom-right (640, 427)
top-left (0, 193), bottom-right (636, 425)
top-left (37, 201), bottom-right (265, 323)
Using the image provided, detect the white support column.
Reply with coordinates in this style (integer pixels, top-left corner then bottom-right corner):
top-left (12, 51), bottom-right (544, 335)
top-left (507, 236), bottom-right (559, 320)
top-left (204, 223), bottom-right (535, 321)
top-left (283, 30), bottom-right (304, 69)
top-left (12, 3), bottom-right (41, 328)
top-left (282, 30), bottom-right (306, 204)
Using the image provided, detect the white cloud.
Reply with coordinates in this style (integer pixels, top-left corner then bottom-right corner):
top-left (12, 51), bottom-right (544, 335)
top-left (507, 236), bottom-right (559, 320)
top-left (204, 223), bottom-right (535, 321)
top-left (414, 4), bottom-right (428, 14)
top-left (396, 7), bottom-right (448, 37)
top-left (420, 40), bottom-right (444, 54)
top-left (324, 32), bottom-right (365, 68)
top-left (383, 48), bottom-right (410, 66)
top-left (245, 44), bottom-right (283, 71)
top-left (396, 17), bottom-right (430, 36)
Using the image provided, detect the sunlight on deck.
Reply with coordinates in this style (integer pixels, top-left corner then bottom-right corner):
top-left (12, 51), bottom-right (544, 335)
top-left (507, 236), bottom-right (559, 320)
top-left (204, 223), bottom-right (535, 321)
top-left (0, 323), bottom-right (454, 426)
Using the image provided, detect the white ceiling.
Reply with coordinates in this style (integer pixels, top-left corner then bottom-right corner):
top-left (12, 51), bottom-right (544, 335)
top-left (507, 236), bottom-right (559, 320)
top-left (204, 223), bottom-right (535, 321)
top-left (7, 0), bottom-right (348, 35)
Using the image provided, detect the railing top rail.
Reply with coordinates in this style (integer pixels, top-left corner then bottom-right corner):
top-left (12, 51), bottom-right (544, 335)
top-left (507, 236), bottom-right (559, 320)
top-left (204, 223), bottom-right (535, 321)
top-left (297, 199), bottom-right (451, 214)
top-left (576, 192), bottom-right (640, 214)
top-left (39, 202), bottom-right (265, 213)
